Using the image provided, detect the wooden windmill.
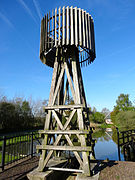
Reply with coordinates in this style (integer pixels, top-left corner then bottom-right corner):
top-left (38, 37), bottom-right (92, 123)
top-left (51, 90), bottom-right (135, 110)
top-left (37, 6), bottom-right (96, 177)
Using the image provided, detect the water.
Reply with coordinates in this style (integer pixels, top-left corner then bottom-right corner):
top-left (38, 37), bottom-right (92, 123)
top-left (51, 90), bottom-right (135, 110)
top-left (93, 129), bottom-right (125, 161)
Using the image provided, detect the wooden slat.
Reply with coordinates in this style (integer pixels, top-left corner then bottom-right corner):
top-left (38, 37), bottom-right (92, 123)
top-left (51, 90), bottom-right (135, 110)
top-left (51, 10), bottom-right (54, 47)
top-left (40, 18), bottom-right (44, 54)
top-left (39, 130), bottom-right (89, 135)
top-left (52, 110), bottom-right (63, 130)
top-left (66, 6), bottom-right (69, 45)
top-left (44, 15), bottom-right (47, 52)
top-left (63, 79), bottom-right (69, 104)
top-left (58, 7), bottom-right (61, 45)
top-left (52, 65), bottom-right (65, 105)
top-left (62, 6), bottom-right (65, 45)
top-left (44, 104), bottom-right (84, 110)
top-left (82, 10), bottom-right (86, 48)
top-left (91, 18), bottom-right (95, 54)
top-left (48, 167), bottom-right (83, 173)
top-left (46, 13), bottom-right (49, 50)
top-left (64, 134), bottom-right (83, 166)
top-left (88, 15), bottom-right (91, 49)
top-left (49, 54), bottom-right (59, 106)
top-left (70, 6), bottom-right (74, 45)
top-left (75, 7), bottom-right (78, 46)
top-left (78, 8), bottom-right (82, 46)
top-left (85, 12), bottom-right (88, 49)
top-left (55, 7), bottom-right (57, 46)
top-left (37, 145), bottom-right (92, 152)
top-left (86, 13), bottom-right (90, 49)
top-left (49, 11), bottom-right (51, 49)
top-left (63, 109), bottom-right (76, 130)
top-left (43, 135), bottom-right (62, 168)
top-left (64, 63), bottom-right (76, 102)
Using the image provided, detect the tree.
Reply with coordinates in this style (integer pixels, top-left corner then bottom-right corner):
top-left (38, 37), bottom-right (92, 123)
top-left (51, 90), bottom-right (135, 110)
top-left (93, 112), bottom-right (105, 124)
top-left (101, 108), bottom-right (110, 116)
top-left (0, 102), bottom-right (16, 130)
top-left (115, 111), bottom-right (135, 131)
top-left (114, 93), bottom-right (133, 111)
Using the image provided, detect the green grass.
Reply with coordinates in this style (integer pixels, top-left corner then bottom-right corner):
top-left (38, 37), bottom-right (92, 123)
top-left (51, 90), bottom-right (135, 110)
top-left (0, 153), bottom-right (18, 164)
top-left (0, 132), bottom-right (40, 148)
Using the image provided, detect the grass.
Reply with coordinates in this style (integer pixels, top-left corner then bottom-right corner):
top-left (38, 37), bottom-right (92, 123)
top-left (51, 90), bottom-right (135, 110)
top-left (0, 132), bottom-right (40, 148)
top-left (0, 153), bottom-right (18, 164)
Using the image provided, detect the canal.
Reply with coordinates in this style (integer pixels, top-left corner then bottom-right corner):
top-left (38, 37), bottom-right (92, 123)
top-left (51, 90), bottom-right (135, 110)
top-left (93, 128), bottom-right (125, 161)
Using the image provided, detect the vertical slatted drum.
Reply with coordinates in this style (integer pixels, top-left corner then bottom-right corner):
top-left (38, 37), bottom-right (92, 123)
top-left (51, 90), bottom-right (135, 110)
top-left (40, 6), bottom-right (96, 68)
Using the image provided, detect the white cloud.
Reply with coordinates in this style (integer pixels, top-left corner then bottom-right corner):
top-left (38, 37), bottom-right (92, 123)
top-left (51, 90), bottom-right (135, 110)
top-left (33, 0), bottom-right (42, 20)
top-left (0, 12), bottom-right (14, 29)
top-left (17, 0), bottom-right (37, 24)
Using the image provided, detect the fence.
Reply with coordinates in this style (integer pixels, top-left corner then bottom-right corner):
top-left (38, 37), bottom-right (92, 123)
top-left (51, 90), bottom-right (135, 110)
top-left (116, 128), bottom-right (135, 161)
top-left (0, 130), bottom-right (41, 171)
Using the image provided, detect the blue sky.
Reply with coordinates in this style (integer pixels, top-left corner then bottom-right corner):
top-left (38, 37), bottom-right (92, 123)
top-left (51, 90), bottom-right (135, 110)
top-left (0, 0), bottom-right (135, 111)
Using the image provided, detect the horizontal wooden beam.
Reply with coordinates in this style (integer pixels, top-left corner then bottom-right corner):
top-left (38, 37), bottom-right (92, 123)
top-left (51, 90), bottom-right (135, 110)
top-left (36, 145), bottom-right (92, 152)
top-left (39, 130), bottom-right (89, 135)
top-left (48, 167), bottom-right (83, 173)
top-left (44, 104), bottom-right (84, 110)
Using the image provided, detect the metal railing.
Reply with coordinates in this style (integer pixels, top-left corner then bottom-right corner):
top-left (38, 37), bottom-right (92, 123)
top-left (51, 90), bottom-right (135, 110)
top-left (116, 128), bottom-right (135, 161)
top-left (0, 130), bottom-right (41, 171)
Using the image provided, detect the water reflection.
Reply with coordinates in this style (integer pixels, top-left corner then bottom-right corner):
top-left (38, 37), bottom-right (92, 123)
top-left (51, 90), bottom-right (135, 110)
top-left (93, 128), bottom-right (125, 161)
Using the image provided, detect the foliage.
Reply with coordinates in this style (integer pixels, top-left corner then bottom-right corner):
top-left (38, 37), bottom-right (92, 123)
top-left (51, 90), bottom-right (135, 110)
top-left (110, 109), bottom-right (119, 124)
top-left (115, 111), bottom-right (135, 131)
top-left (114, 93), bottom-right (133, 111)
top-left (94, 112), bottom-right (105, 124)
top-left (0, 102), bottom-right (16, 130)
top-left (111, 93), bottom-right (135, 130)
top-left (0, 95), bottom-right (48, 132)
top-left (100, 123), bottom-right (113, 129)
top-left (89, 111), bottom-right (105, 124)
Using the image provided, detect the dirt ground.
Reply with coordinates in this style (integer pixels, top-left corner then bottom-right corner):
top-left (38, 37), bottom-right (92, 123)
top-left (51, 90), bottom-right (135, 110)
top-left (0, 157), bottom-right (135, 180)
top-left (98, 161), bottom-right (135, 180)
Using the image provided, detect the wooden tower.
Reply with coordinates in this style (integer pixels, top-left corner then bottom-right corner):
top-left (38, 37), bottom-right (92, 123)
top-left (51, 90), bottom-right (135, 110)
top-left (37, 6), bottom-right (96, 177)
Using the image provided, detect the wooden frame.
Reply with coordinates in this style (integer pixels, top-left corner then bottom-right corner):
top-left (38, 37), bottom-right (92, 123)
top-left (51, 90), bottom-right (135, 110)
top-left (37, 46), bottom-right (94, 177)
